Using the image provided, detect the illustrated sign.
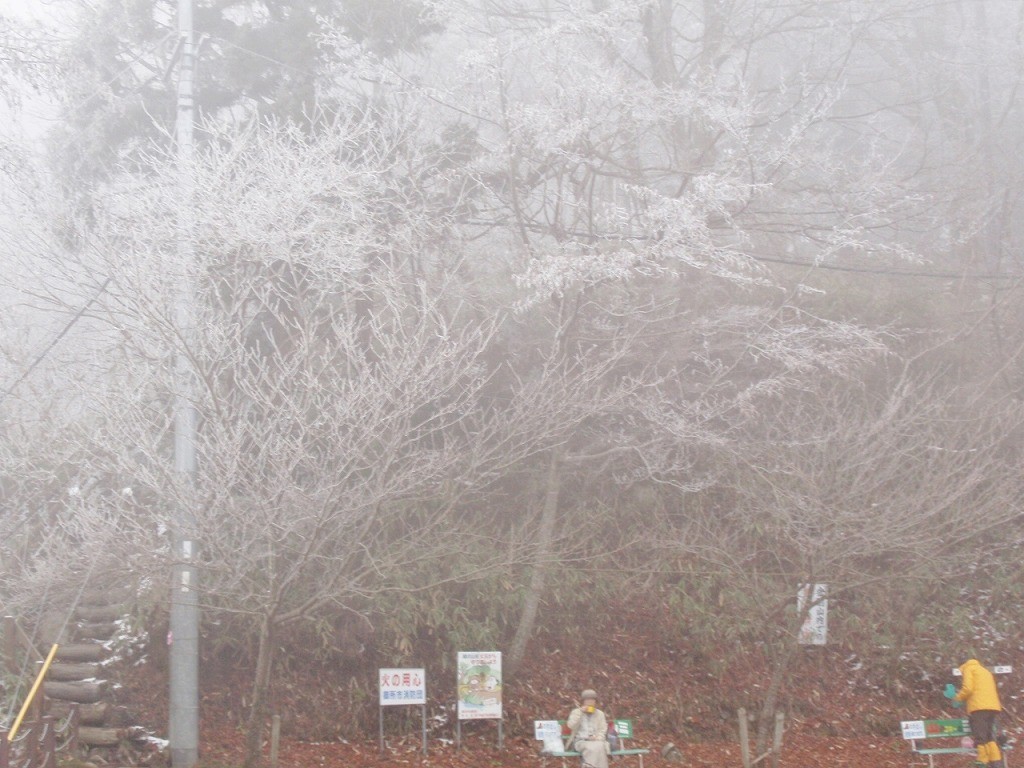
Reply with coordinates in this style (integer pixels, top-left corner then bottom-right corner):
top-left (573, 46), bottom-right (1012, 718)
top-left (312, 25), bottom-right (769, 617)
top-left (924, 720), bottom-right (969, 736)
top-left (457, 651), bottom-right (502, 719)
top-left (797, 583), bottom-right (828, 645)
top-left (379, 668), bottom-right (426, 706)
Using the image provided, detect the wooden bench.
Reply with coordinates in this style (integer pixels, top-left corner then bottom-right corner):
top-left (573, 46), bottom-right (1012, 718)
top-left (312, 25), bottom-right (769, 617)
top-left (900, 717), bottom-right (1011, 768)
top-left (535, 718), bottom-right (650, 768)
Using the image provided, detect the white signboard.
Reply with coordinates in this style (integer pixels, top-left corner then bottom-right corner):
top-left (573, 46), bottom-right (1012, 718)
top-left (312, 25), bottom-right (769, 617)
top-left (535, 720), bottom-right (564, 753)
top-left (457, 651), bottom-right (502, 720)
top-left (901, 720), bottom-right (926, 740)
top-left (379, 667), bottom-right (426, 706)
top-left (952, 665), bottom-right (1012, 676)
top-left (797, 583), bottom-right (828, 645)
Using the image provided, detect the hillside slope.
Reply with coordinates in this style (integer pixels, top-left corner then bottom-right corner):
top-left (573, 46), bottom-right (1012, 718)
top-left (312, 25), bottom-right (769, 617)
top-left (113, 602), bottom-right (1023, 768)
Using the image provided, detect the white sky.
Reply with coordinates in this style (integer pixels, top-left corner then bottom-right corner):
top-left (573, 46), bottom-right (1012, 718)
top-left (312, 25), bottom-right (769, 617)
top-left (1, 0), bottom-right (69, 149)
top-left (0, 2), bottom-right (80, 376)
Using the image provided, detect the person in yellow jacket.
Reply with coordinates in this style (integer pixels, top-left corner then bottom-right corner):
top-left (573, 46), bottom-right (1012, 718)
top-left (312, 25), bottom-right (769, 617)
top-left (946, 658), bottom-right (1004, 767)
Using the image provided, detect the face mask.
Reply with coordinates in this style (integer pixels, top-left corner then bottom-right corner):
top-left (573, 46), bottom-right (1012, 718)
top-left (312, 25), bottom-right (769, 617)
top-left (585, 705), bottom-right (595, 714)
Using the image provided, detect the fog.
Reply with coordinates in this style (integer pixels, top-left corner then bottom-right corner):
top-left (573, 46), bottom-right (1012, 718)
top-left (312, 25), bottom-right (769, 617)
top-left (2, 2), bottom-right (1024, 764)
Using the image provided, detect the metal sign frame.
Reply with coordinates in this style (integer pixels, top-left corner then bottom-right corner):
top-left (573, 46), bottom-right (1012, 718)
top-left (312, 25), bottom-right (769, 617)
top-left (455, 651), bottom-right (503, 750)
top-left (378, 668), bottom-right (427, 755)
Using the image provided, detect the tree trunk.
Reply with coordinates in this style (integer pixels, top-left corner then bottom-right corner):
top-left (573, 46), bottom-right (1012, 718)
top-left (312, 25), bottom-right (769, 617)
top-left (55, 644), bottom-right (104, 663)
top-left (76, 622), bottom-right (118, 640)
top-left (43, 680), bottom-right (107, 703)
top-left (242, 615), bottom-right (276, 768)
top-left (75, 605), bottom-right (122, 622)
top-left (507, 449), bottom-right (563, 674)
top-left (754, 640), bottom-right (798, 756)
top-left (47, 662), bottom-right (101, 681)
top-left (48, 701), bottom-right (110, 726)
top-left (78, 727), bottom-right (127, 747)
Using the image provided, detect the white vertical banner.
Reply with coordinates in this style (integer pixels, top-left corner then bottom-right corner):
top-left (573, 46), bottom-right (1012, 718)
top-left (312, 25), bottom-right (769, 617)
top-left (797, 583), bottom-right (828, 645)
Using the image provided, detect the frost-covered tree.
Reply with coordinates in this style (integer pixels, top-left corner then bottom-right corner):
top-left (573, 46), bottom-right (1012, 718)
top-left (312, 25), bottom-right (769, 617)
top-left (24, 76), bottom-right (641, 760)
top-left (658, 368), bottom-right (1024, 749)
top-left (408, 0), bottom-right (923, 666)
top-left (45, 0), bottom-right (441, 194)
top-left (0, 13), bottom-right (57, 103)
top-left (374, 0), bottom-right (1024, 721)
top-left (7, 0), bottom-right (1024, 752)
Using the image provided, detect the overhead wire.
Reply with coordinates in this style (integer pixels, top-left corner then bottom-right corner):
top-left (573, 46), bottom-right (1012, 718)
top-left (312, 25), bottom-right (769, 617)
top-left (1, 556), bottom-right (100, 728)
top-left (2, 576), bottom-right (52, 726)
top-left (0, 26), bottom-right (166, 728)
top-left (2, 29), bottom-right (177, 167)
top-left (0, 276), bottom-right (113, 408)
top-left (198, 33), bottom-right (1024, 286)
top-left (11, 17), bottom-right (1024, 285)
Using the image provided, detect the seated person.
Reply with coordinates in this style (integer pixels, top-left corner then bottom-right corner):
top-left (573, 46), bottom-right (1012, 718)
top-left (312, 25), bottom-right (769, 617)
top-left (567, 689), bottom-right (610, 768)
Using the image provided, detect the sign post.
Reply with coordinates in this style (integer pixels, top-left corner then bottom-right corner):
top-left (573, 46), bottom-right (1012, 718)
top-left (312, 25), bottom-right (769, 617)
top-left (455, 651), bottom-right (503, 749)
top-left (378, 667), bottom-right (427, 755)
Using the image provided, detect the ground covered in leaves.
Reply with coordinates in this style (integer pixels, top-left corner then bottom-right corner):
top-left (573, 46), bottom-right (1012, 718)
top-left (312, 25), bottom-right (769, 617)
top-left (113, 602), bottom-right (1024, 768)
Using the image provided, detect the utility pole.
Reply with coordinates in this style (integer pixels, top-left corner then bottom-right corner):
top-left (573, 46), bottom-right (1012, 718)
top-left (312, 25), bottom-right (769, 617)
top-left (170, 0), bottom-right (199, 765)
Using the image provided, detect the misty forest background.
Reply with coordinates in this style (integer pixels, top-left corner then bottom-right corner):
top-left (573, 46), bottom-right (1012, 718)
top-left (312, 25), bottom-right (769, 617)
top-left (3, 0), bottom-right (1024, 763)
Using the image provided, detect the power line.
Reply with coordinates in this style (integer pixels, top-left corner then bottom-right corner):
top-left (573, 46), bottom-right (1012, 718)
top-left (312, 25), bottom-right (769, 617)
top-left (67, 31), bottom-right (176, 116)
top-left (471, 217), bottom-right (1024, 281)
top-left (751, 252), bottom-right (1024, 281)
top-left (196, 35), bottom-right (1024, 285)
top-left (210, 34), bottom-right (317, 78)
top-left (0, 276), bottom-right (112, 407)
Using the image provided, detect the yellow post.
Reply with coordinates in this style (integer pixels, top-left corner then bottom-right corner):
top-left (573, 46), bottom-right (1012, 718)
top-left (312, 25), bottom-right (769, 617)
top-left (9, 644), bottom-right (59, 739)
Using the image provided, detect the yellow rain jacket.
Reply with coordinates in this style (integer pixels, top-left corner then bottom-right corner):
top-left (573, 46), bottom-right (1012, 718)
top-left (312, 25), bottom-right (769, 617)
top-left (955, 659), bottom-right (1002, 713)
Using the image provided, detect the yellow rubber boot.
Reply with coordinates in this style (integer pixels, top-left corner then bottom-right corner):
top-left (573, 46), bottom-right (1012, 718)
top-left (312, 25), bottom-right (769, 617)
top-left (975, 741), bottom-right (988, 765)
top-left (986, 740), bottom-right (1004, 768)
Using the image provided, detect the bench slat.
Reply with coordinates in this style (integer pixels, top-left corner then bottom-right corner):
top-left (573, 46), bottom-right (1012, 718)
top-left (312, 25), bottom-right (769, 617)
top-left (903, 715), bottom-right (1013, 768)
top-left (543, 749), bottom-right (651, 757)
top-left (537, 717), bottom-right (650, 762)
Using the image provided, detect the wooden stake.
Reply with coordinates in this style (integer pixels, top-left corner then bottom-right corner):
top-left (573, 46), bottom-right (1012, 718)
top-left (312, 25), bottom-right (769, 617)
top-left (770, 711), bottom-right (784, 768)
top-left (738, 708), bottom-right (750, 768)
top-left (270, 715), bottom-right (281, 768)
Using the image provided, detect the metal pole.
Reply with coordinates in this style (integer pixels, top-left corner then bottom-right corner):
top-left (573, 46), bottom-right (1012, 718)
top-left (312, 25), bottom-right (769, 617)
top-left (170, 0), bottom-right (199, 766)
top-left (421, 704), bottom-right (427, 755)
